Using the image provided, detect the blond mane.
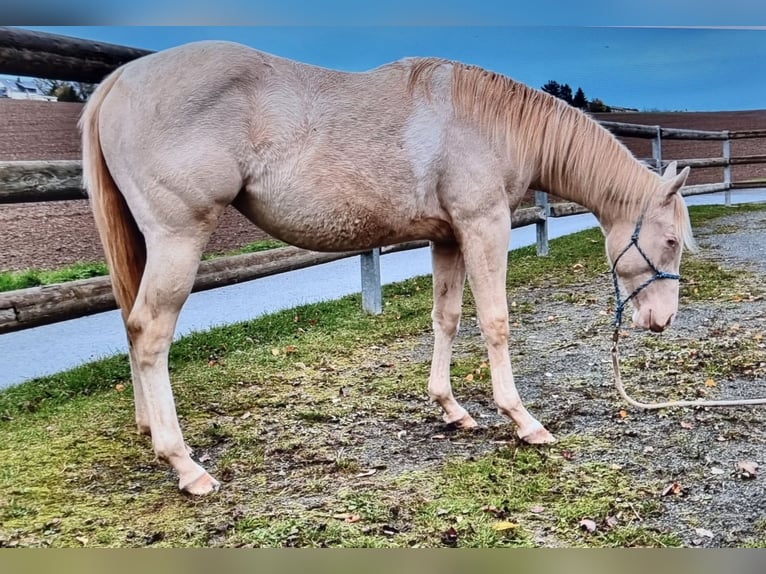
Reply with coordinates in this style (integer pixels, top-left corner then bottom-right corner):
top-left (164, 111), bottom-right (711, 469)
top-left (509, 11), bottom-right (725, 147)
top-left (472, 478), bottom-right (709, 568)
top-left (406, 59), bottom-right (693, 249)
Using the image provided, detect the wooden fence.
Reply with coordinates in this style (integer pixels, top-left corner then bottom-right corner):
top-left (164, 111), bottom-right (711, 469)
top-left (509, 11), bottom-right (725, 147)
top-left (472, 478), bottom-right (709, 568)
top-left (1, 27), bottom-right (765, 334)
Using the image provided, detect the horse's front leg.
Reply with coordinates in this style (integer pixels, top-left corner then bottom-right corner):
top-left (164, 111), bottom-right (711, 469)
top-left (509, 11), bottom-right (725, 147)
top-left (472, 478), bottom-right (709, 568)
top-left (458, 212), bottom-right (556, 444)
top-left (428, 241), bottom-right (477, 428)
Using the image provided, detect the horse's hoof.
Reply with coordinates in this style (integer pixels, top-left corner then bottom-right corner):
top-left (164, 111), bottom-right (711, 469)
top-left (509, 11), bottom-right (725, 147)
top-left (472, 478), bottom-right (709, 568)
top-left (180, 472), bottom-right (220, 496)
top-left (444, 412), bottom-right (478, 429)
top-left (518, 425), bottom-right (556, 445)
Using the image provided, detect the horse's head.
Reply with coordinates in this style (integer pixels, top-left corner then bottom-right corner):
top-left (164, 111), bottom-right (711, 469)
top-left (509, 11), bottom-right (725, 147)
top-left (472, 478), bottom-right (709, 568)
top-left (605, 162), bottom-right (692, 332)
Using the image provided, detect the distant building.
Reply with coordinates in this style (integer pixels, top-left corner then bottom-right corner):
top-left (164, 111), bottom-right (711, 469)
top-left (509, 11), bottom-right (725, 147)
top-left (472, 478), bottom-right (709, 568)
top-left (0, 77), bottom-right (57, 101)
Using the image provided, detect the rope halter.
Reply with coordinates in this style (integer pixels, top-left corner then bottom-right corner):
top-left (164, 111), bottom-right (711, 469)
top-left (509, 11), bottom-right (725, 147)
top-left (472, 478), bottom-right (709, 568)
top-left (610, 214), bottom-right (680, 328)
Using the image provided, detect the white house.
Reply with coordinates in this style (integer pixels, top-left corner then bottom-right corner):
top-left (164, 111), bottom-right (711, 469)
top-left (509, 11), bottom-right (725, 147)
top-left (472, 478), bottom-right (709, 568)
top-left (0, 77), bottom-right (57, 101)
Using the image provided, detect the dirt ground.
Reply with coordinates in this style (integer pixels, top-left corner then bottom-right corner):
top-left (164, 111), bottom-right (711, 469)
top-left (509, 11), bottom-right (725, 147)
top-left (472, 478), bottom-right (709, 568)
top-left (1, 100), bottom-right (765, 272)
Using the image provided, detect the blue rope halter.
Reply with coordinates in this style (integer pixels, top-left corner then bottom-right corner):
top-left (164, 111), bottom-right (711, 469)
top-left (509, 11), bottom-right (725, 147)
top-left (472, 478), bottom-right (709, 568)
top-left (610, 214), bottom-right (681, 327)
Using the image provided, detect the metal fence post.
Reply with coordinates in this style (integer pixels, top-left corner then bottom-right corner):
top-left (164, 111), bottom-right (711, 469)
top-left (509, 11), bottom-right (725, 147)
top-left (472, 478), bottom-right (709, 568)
top-left (723, 131), bottom-right (732, 206)
top-left (535, 190), bottom-right (549, 257)
top-left (360, 248), bottom-right (382, 314)
top-left (652, 125), bottom-right (663, 174)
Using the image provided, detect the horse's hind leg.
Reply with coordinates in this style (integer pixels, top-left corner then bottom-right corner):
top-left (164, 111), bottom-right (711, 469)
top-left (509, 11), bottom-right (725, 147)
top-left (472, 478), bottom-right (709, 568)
top-left (127, 232), bottom-right (219, 495)
top-left (457, 212), bottom-right (556, 444)
top-left (428, 241), bottom-right (477, 428)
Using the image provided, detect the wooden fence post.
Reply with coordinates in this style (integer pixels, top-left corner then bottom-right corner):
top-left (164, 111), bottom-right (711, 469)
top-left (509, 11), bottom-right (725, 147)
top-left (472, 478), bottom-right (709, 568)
top-left (360, 249), bottom-right (382, 314)
top-left (535, 190), bottom-right (549, 256)
top-left (652, 126), bottom-right (663, 174)
top-left (723, 132), bottom-right (732, 206)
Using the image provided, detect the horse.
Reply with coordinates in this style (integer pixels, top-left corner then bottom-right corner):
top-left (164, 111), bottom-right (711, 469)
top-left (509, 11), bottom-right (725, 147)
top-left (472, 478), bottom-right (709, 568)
top-left (80, 40), bottom-right (694, 495)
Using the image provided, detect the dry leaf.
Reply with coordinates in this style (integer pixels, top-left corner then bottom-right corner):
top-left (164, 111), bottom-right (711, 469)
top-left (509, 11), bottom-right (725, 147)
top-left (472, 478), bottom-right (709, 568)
top-left (605, 515), bottom-right (619, 529)
top-left (579, 519), bottom-right (597, 533)
top-left (330, 513), bottom-right (362, 524)
top-left (115, 383), bottom-right (125, 392)
top-left (695, 527), bottom-right (714, 539)
top-left (271, 348), bottom-right (280, 356)
top-left (441, 526), bottom-right (459, 546)
top-left (240, 411), bottom-right (252, 420)
top-left (530, 505), bottom-right (545, 514)
top-left (662, 481), bottom-right (683, 496)
top-left (355, 469), bottom-right (377, 478)
top-left (710, 467), bottom-right (725, 475)
top-left (704, 378), bottom-right (717, 388)
top-left (618, 409), bottom-right (629, 419)
top-left (492, 521), bottom-right (518, 531)
top-left (284, 345), bottom-right (297, 354)
top-left (680, 421), bottom-right (694, 429)
top-left (737, 460), bottom-right (759, 479)
top-left (561, 450), bottom-right (575, 461)
top-left (465, 373), bottom-right (474, 382)
top-left (481, 505), bottom-right (507, 518)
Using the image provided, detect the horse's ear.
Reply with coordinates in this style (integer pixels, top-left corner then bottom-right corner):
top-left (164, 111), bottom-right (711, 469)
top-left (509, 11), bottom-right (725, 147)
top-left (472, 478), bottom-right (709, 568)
top-left (661, 161), bottom-right (678, 180)
top-left (661, 165), bottom-right (690, 205)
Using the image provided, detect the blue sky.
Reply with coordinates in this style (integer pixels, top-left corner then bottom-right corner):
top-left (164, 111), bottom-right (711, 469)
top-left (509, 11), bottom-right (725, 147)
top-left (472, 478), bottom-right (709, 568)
top-left (15, 19), bottom-right (766, 111)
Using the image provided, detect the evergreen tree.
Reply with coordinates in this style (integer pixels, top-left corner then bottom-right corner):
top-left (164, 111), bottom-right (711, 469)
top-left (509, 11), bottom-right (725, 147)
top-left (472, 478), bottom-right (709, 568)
top-left (559, 83), bottom-right (574, 105)
top-left (572, 87), bottom-right (588, 109)
top-left (541, 80), bottom-right (562, 99)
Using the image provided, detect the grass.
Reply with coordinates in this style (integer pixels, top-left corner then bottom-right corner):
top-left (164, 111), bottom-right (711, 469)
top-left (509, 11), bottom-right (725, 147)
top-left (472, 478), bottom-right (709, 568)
top-left (0, 203), bottom-right (764, 547)
top-left (0, 262), bottom-right (108, 292)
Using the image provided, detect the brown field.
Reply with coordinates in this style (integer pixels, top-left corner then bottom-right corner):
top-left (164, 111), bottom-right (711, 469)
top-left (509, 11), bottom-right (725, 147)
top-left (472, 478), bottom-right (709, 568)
top-left (1, 99), bottom-right (765, 272)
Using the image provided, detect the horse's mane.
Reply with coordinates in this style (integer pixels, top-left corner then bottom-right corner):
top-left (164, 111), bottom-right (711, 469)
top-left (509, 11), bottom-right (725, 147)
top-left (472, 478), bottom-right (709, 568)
top-left (406, 58), bottom-right (694, 250)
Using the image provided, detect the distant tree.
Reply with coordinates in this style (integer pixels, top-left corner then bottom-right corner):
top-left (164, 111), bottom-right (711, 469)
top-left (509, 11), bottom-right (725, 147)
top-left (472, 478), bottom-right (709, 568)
top-left (52, 83), bottom-right (81, 102)
top-left (559, 83), bottom-right (574, 105)
top-left (541, 80), bottom-right (562, 99)
top-left (588, 98), bottom-right (612, 113)
top-left (572, 87), bottom-right (588, 109)
top-left (35, 79), bottom-right (95, 102)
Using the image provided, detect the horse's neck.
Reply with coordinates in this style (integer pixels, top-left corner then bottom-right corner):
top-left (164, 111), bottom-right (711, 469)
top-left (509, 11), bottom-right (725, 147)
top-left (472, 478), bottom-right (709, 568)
top-left (525, 108), bottom-right (656, 226)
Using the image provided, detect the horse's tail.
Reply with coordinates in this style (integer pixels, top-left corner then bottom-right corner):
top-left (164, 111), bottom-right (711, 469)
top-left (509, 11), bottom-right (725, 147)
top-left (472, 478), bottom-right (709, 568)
top-left (79, 68), bottom-right (146, 323)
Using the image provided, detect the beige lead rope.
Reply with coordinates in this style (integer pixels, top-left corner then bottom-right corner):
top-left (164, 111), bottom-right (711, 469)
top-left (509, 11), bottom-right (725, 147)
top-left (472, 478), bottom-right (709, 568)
top-left (611, 327), bottom-right (766, 409)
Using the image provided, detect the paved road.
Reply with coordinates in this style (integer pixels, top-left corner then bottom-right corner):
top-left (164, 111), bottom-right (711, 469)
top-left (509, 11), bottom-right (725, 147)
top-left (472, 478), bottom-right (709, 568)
top-left (1, 189), bottom-right (764, 389)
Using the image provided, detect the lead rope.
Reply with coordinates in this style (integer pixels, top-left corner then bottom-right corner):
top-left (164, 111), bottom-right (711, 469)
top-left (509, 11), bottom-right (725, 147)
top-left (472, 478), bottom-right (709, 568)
top-left (611, 327), bottom-right (766, 409)
top-left (610, 217), bottom-right (766, 410)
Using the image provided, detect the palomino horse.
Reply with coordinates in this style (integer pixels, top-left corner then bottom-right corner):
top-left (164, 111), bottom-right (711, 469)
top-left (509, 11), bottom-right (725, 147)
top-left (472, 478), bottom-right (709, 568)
top-left (80, 41), bottom-right (694, 495)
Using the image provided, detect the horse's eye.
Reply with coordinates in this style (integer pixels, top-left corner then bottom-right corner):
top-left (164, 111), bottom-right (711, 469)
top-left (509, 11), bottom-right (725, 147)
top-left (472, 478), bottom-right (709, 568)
top-left (666, 237), bottom-right (679, 249)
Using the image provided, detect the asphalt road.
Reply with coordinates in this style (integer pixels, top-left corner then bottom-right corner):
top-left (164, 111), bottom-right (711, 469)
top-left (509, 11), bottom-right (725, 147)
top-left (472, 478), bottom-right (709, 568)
top-left (1, 189), bottom-right (764, 389)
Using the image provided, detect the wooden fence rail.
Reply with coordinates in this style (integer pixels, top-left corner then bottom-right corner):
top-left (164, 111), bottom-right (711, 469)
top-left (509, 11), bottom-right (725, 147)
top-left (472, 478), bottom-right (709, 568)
top-left (0, 26), bottom-right (151, 83)
top-left (1, 27), bottom-right (765, 335)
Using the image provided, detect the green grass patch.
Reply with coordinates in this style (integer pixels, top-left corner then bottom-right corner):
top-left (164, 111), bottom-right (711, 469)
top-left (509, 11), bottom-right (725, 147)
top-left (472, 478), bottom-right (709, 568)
top-left (201, 238), bottom-right (287, 260)
top-left (0, 262), bottom-right (108, 292)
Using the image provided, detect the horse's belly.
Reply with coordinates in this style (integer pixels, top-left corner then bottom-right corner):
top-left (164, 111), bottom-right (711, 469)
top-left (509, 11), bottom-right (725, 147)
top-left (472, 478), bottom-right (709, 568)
top-left (234, 189), bottom-right (453, 252)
